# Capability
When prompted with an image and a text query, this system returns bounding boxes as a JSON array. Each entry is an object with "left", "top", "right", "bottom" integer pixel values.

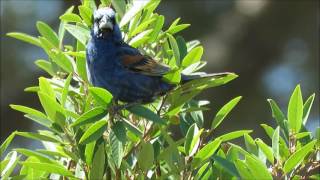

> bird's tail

[{"left": 181, "top": 72, "right": 232, "bottom": 83}]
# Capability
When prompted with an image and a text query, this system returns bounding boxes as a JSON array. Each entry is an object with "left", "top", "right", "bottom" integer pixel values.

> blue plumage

[{"left": 86, "top": 7, "right": 225, "bottom": 103}]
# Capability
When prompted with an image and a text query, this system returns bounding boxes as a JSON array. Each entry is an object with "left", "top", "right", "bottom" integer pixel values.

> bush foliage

[{"left": 2, "top": 0, "right": 319, "bottom": 179}]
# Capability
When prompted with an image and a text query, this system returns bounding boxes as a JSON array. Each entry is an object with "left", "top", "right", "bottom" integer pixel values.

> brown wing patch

[{"left": 122, "top": 55, "right": 144, "bottom": 66}]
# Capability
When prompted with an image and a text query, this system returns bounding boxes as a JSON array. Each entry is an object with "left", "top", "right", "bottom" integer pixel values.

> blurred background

[{"left": 1, "top": 0, "right": 319, "bottom": 151}]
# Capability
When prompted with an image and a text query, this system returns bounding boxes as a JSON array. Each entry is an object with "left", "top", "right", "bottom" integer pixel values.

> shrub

[{"left": 2, "top": 0, "right": 319, "bottom": 179}]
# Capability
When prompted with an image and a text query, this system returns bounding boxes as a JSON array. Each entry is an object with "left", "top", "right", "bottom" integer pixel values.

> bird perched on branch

[{"left": 86, "top": 7, "right": 228, "bottom": 104}]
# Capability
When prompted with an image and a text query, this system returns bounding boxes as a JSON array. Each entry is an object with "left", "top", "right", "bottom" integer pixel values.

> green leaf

[
  {"left": 130, "top": 18, "right": 156, "bottom": 37},
  {"left": 39, "top": 77, "right": 55, "bottom": 98},
  {"left": 267, "top": 99, "right": 288, "bottom": 136},
  {"left": 61, "top": 74, "right": 72, "bottom": 107},
  {"left": 110, "top": 130, "right": 123, "bottom": 168},
  {"left": 255, "top": 138, "right": 274, "bottom": 164},
  {"left": 59, "top": 13, "right": 82, "bottom": 23},
  {"left": 234, "top": 159, "right": 253, "bottom": 179},
  {"left": 36, "top": 21, "right": 59, "bottom": 47},
  {"left": 192, "top": 139, "right": 222, "bottom": 168},
  {"left": 1, "top": 151, "right": 20, "bottom": 179},
  {"left": 167, "top": 34, "right": 180, "bottom": 66},
  {"left": 181, "top": 46, "right": 203, "bottom": 68},
  {"left": 88, "top": 87, "right": 113, "bottom": 107},
  {"left": 288, "top": 85, "right": 304, "bottom": 133},
  {"left": 38, "top": 92, "right": 66, "bottom": 126},
  {"left": 112, "top": 121, "right": 127, "bottom": 144},
  {"left": 122, "top": 118, "right": 143, "bottom": 137},
  {"left": 0, "top": 132, "right": 16, "bottom": 156},
  {"left": 16, "top": 131, "right": 60, "bottom": 143},
  {"left": 6, "top": 32, "right": 41, "bottom": 47},
  {"left": 129, "top": 29, "right": 152, "bottom": 48},
  {"left": 212, "top": 155, "right": 239, "bottom": 177},
  {"left": 79, "top": 119, "right": 107, "bottom": 144},
  {"left": 14, "top": 148, "right": 52, "bottom": 163},
  {"left": 89, "top": 140, "right": 105, "bottom": 180},
  {"left": 65, "top": 24, "right": 90, "bottom": 46},
  {"left": 176, "top": 36, "right": 187, "bottom": 60},
  {"left": 35, "top": 59, "right": 55, "bottom": 76},
  {"left": 302, "top": 93, "right": 315, "bottom": 125},
  {"left": 148, "top": 15, "right": 164, "bottom": 42},
  {"left": 187, "top": 39, "right": 200, "bottom": 51},
  {"left": 21, "top": 162, "right": 75, "bottom": 178},
  {"left": 20, "top": 156, "right": 48, "bottom": 179},
  {"left": 101, "top": 0, "right": 111, "bottom": 6},
  {"left": 119, "top": 0, "right": 150, "bottom": 27},
  {"left": 245, "top": 154, "right": 273, "bottom": 180},
  {"left": 55, "top": 52, "right": 74, "bottom": 73},
  {"left": 217, "top": 130, "right": 252, "bottom": 142},
  {"left": 211, "top": 96, "right": 242, "bottom": 129},
  {"left": 10, "top": 104, "right": 47, "bottom": 119},
  {"left": 84, "top": 141, "right": 96, "bottom": 166},
  {"left": 184, "top": 124, "right": 202, "bottom": 156},
  {"left": 138, "top": 141, "right": 154, "bottom": 171},
  {"left": 71, "top": 107, "right": 107, "bottom": 127},
  {"left": 162, "top": 68, "right": 181, "bottom": 85},
  {"left": 244, "top": 134, "right": 258, "bottom": 155},
  {"left": 283, "top": 140, "right": 316, "bottom": 173},
  {"left": 79, "top": 5, "right": 93, "bottom": 27},
  {"left": 272, "top": 126, "right": 280, "bottom": 161},
  {"left": 111, "top": 0, "right": 126, "bottom": 18},
  {"left": 167, "top": 24, "right": 190, "bottom": 35},
  {"left": 295, "top": 132, "right": 312, "bottom": 139},
  {"left": 128, "top": 105, "right": 166, "bottom": 125}
]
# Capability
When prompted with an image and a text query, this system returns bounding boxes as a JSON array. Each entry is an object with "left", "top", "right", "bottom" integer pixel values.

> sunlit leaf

[
  {"left": 283, "top": 140, "right": 316, "bottom": 173},
  {"left": 211, "top": 96, "right": 242, "bottom": 130},
  {"left": 288, "top": 85, "right": 303, "bottom": 133},
  {"left": 128, "top": 105, "right": 166, "bottom": 125},
  {"left": 88, "top": 87, "right": 113, "bottom": 108},
  {"left": 79, "top": 119, "right": 107, "bottom": 144},
  {"left": 302, "top": 93, "right": 315, "bottom": 125},
  {"left": 60, "top": 13, "right": 82, "bottom": 23},
  {"left": 36, "top": 21, "right": 59, "bottom": 47},
  {"left": 7, "top": 32, "right": 41, "bottom": 47}
]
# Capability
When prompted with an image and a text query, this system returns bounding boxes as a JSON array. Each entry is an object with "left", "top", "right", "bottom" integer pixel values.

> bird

[{"left": 86, "top": 7, "right": 228, "bottom": 105}]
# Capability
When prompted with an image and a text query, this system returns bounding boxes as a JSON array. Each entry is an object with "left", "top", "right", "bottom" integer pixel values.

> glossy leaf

[
  {"left": 212, "top": 155, "right": 239, "bottom": 177},
  {"left": 36, "top": 21, "right": 59, "bottom": 47},
  {"left": 61, "top": 74, "right": 72, "bottom": 107},
  {"left": 88, "top": 87, "right": 113, "bottom": 107},
  {"left": 211, "top": 96, "right": 242, "bottom": 129},
  {"left": 128, "top": 105, "right": 166, "bottom": 125},
  {"left": 59, "top": 13, "right": 82, "bottom": 23},
  {"left": 148, "top": 15, "right": 164, "bottom": 42},
  {"left": 245, "top": 154, "right": 272, "bottom": 180},
  {"left": 288, "top": 85, "right": 303, "bottom": 133},
  {"left": 181, "top": 46, "right": 203, "bottom": 68},
  {"left": 119, "top": 0, "right": 150, "bottom": 27},
  {"left": 35, "top": 59, "right": 55, "bottom": 76},
  {"left": 21, "top": 162, "right": 75, "bottom": 178},
  {"left": 184, "top": 124, "right": 202, "bottom": 156},
  {"left": 0, "top": 132, "right": 16, "bottom": 157},
  {"left": 7, "top": 32, "right": 41, "bottom": 47},
  {"left": 1, "top": 151, "right": 20, "bottom": 179},
  {"left": 16, "top": 131, "right": 60, "bottom": 143},
  {"left": 79, "top": 119, "right": 107, "bottom": 144},
  {"left": 71, "top": 107, "right": 107, "bottom": 127},
  {"left": 256, "top": 138, "right": 274, "bottom": 164},
  {"left": 302, "top": 93, "right": 315, "bottom": 125},
  {"left": 79, "top": 5, "right": 92, "bottom": 27},
  {"left": 65, "top": 24, "right": 90, "bottom": 45},
  {"left": 39, "top": 77, "right": 55, "bottom": 98},
  {"left": 272, "top": 126, "right": 280, "bottom": 161},
  {"left": 192, "top": 139, "right": 222, "bottom": 168},
  {"left": 217, "top": 130, "right": 252, "bottom": 142},
  {"left": 283, "top": 140, "right": 316, "bottom": 173}
]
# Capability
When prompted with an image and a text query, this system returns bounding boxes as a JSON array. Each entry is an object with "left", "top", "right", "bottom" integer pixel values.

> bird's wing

[{"left": 120, "top": 53, "right": 171, "bottom": 76}]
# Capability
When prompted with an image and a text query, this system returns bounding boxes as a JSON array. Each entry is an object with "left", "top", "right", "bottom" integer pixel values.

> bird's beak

[{"left": 99, "top": 16, "right": 113, "bottom": 31}]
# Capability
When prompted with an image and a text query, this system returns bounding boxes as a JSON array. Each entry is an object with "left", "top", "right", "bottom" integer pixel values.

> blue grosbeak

[{"left": 86, "top": 7, "right": 227, "bottom": 104}]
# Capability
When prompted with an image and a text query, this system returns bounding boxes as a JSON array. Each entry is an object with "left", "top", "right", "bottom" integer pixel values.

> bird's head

[{"left": 93, "top": 7, "right": 121, "bottom": 40}]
